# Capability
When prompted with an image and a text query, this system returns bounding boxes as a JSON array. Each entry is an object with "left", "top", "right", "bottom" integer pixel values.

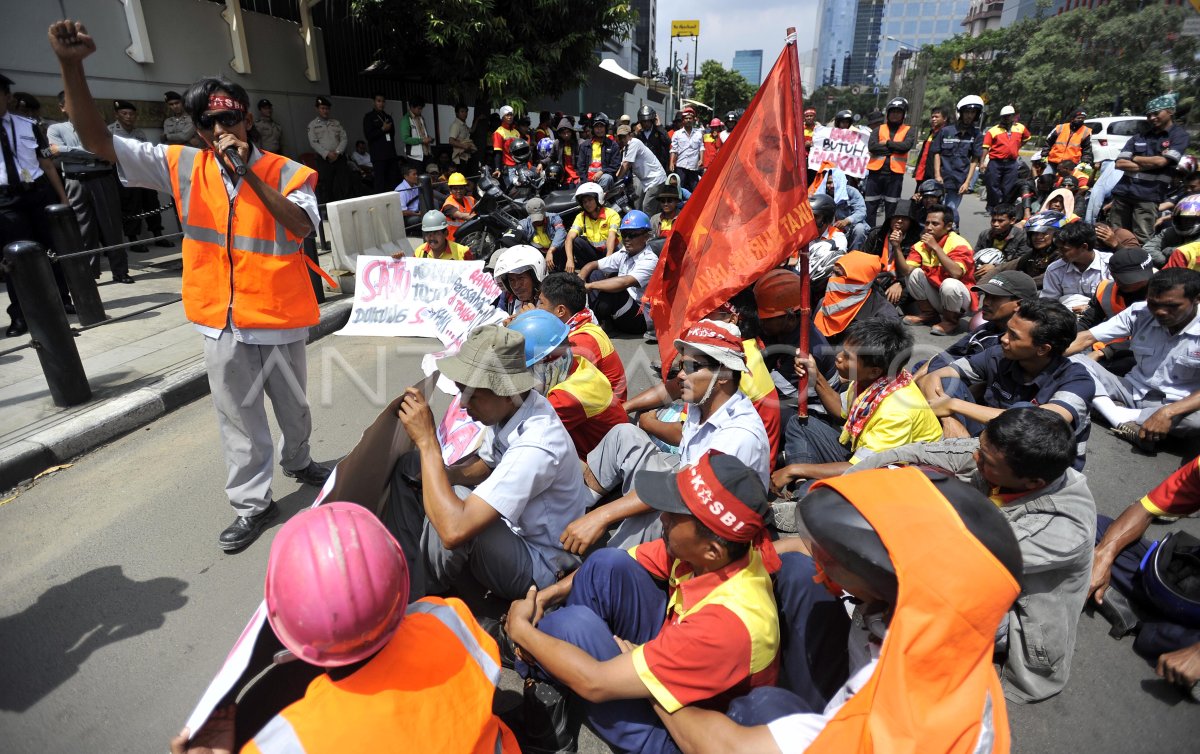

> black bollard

[
  {"left": 418, "top": 175, "right": 434, "bottom": 215},
  {"left": 4, "top": 241, "right": 92, "bottom": 407},
  {"left": 303, "top": 235, "right": 326, "bottom": 303},
  {"left": 44, "top": 204, "right": 107, "bottom": 326}
]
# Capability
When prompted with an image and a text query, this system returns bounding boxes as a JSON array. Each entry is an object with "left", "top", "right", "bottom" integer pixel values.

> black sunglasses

[{"left": 197, "top": 111, "right": 244, "bottom": 130}]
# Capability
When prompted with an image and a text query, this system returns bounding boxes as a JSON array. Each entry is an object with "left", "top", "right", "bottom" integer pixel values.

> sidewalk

[{"left": 0, "top": 244, "right": 350, "bottom": 491}]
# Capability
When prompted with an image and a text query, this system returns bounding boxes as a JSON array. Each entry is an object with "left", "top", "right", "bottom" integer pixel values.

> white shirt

[
  {"left": 1040, "top": 251, "right": 1111, "bottom": 302},
  {"left": 1088, "top": 301, "right": 1200, "bottom": 402},
  {"left": 621, "top": 137, "right": 666, "bottom": 188},
  {"left": 0, "top": 113, "right": 45, "bottom": 185},
  {"left": 679, "top": 391, "right": 771, "bottom": 489},
  {"left": 670, "top": 126, "right": 704, "bottom": 171},
  {"left": 350, "top": 151, "right": 372, "bottom": 169},
  {"left": 595, "top": 246, "right": 659, "bottom": 302},
  {"left": 473, "top": 391, "right": 591, "bottom": 586},
  {"left": 111, "top": 136, "right": 320, "bottom": 345}
]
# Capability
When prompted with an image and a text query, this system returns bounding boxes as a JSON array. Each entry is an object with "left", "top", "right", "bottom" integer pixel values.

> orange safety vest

[
  {"left": 815, "top": 251, "right": 883, "bottom": 337},
  {"left": 167, "top": 146, "right": 334, "bottom": 330},
  {"left": 1047, "top": 122, "right": 1092, "bottom": 165},
  {"left": 243, "top": 597, "right": 520, "bottom": 754},
  {"left": 808, "top": 469, "right": 1018, "bottom": 754},
  {"left": 1091, "top": 278, "right": 1130, "bottom": 352},
  {"left": 867, "top": 123, "right": 911, "bottom": 174},
  {"left": 442, "top": 194, "right": 476, "bottom": 242}
]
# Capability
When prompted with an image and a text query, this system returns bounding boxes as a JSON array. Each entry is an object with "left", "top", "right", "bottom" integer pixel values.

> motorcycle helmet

[
  {"left": 1138, "top": 531, "right": 1200, "bottom": 627},
  {"left": 885, "top": 97, "right": 909, "bottom": 115},
  {"left": 592, "top": 113, "right": 611, "bottom": 131},
  {"left": 545, "top": 163, "right": 565, "bottom": 183},
  {"left": 975, "top": 247, "right": 1004, "bottom": 267},
  {"left": 1178, "top": 155, "right": 1198, "bottom": 177},
  {"left": 509, "top": 138, "right": 532, "bottom": 163},
  {"left": 1026, "top": 210, "right": 1066, "bottom": 235},
  {"left": 809, "top": 193, "right": 836, "bottom": 227},
  {"left": 1172, "top": 194, "right": 1200, "bottom": 239},
  {"left": 574, "top": 181, "right": 605, "bottom": 205},
  {"left": 833, "top": 109, "right": 854, "bottom": 127},
  {"left": 638, "top": 104, "right": 655, "bottom": 123},
  {"left": 917, "top": 178, "right": 945, "bottom": 197},
  {"left": 508, "top": 309, "right": 570, "bottom": 367},
  {"left": 956, "top": 94, "right": 985, "bottom": 117},
  {"left": 537, "top": 136, "right": 555, "bottom": 161},
  {"left": 492, "top": 244, "right": 548, "bottom": 285}
]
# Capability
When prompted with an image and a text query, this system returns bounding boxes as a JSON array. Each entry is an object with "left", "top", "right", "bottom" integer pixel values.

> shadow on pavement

[{"left": 0, "top": 565, "right": 188, "bottom": 712}]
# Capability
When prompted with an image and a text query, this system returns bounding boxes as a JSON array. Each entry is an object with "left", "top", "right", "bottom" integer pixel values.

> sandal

[
  {"left": 903, "top": 313, "right": 938, "bottom": 325},
  {"left": 930, "top": 323, "right": 960, "bottom": 336}
]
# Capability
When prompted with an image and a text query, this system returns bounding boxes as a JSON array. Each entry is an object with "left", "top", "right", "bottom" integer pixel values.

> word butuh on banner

[{"left": 807, "top": 126, "right": 872, "bottom": 179}]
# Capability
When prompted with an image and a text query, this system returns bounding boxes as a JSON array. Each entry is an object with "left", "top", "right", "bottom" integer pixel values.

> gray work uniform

[
  {"left": 254, "top": 115, "right": 283, "bottom": 154},
  {"left": 47, "top": 120, "right": 126, "bottom": 277}
]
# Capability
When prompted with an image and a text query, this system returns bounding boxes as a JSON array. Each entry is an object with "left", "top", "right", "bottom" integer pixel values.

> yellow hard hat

[{"left": 448, "top": 172, "right": 469, "bottom": 187}]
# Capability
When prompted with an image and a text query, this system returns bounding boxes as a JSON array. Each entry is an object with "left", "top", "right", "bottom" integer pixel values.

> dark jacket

[
  {"left": 363, "top": 110, "right": 397, "bottom": 164},
  {"left": 976, "top": 225, "right": 1032, "bottom": 262},
  {"left": 635, "top": 126, "right": 672, "bottom": 168},
  {"left": 575, "top": 137, "right": 622, "bottom": 181},
  {"left": 867, "top": 122, "right": 917, "bottom": 167}
]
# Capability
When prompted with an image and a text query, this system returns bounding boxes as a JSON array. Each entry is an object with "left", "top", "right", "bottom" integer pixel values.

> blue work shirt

[
  {"left": 952, "top": 345, "right": 1095, "bottom": 469},
  {"left": 1112, "top": 124, "right": 1190, "bottom": 204},
  {"left": 930, "top": 123, "right": 983, "bottom": 185}
]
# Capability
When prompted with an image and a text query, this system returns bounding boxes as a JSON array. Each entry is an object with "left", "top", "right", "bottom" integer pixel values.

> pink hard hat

[
  {"left": 709, "top": 118, "right": 723, "bottom": 128},
  {"left": 265, "top": 502, "right": 410, "bottom": 667}
]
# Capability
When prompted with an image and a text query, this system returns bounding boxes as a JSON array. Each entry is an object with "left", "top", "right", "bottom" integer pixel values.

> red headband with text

[
  {"left": 207, "top": 95, "right": 246, "bottom": 113},
  {"left": 677, "top": 454, "right": 781, "bottom": 572},
  {"left": 680, "top": 321, "right": 744, "bottom": 357}
]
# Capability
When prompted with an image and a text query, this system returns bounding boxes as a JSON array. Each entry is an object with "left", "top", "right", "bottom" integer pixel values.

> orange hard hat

[{"left": 753, "top": 268, "right": 806, "bottom": 319}]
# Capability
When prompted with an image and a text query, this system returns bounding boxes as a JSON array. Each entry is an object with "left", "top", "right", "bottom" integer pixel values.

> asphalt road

[{"left": 1, "top": 190, "right": 1198, "bottom": 753}]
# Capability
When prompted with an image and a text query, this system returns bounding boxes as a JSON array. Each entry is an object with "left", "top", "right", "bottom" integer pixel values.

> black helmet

[
  {"left": 592, "top": 113, "right": 610, "bottom": 129},
  {"left": 833, "top": 109, "right": 853, "bottom": 125},
  {"left": 917, "top": 178, "right": 944, "bottom": 197},
  {"left": 809, "top": 193, "right": 837, "bottom": 226},
  {"left": 637, "top": 105, "right": 655, "bottom": 123},
  {"left": 1172, "top": 194, "right": 1200, "bottom": 239},
  {"left": 545, "top": 163, "right": 564, "bottom": 183},
  {"left": 885, "top": 97, "right": 909, "bottom": 114},
  {"left": 1059, "top": 176, "right": 1081, "bottom": 192},
  {"left": 798, "top": 467, "right": 1023, "bottom": 604},
  {"left": 509, "top": 138, "right": 532, "bottom": 163}
]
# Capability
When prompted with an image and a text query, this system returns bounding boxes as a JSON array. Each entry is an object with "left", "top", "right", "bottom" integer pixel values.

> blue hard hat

[
  {"left": 620, "top": 210, "right": 651, "bottom": 232},
  {"left": 508, "top": 309, "right": 570, "bottom": 366},
  {"left": 1138, "top": 532, "right": 1200, "bottom": 627},
  {"left": 1026, "top": 210, "right": 1065, "bottom": 235}
]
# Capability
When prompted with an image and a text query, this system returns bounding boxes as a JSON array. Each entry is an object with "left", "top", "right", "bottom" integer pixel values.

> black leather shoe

[
  {"left": 6, "top": 319, "right": 27, "bottom": 337},
  {"left": 283, "top": 460, "right": 332, "bottom": 487},
  {"left": 479, "top": 617, "right": 518, "bottom": 670},
  {"left": 219, "top": 501, "right": 279, "bottom": 552},
  {"left": 129, "top": 243, "right": 149, "bottom": 253},
  {"left": 114, "top": 275, "right": 135, "bottom": 284},
  {"left": 63, "top": 302, "right": 76, "bottom": 315},
  {"left": 154, "top": 238, "right": 174, "bottom": 248},
  {"left": 519, "top": 678, "right": 578, "bottom": 753}
]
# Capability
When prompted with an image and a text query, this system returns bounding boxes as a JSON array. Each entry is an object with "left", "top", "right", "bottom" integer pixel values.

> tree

[
  {"left": 691, "top": 60, "right": 757, "bottom": 118},
  {"left": 350, "top": 0, "right": 637, "bottom": 111}
]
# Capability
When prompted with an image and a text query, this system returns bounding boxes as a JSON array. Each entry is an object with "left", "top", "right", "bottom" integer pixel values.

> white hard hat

[
  {"left": 421, "top": 210, "right": 448, "bottom": 232},
  {"left": 574, "top": 181, "right": 605, "bottom": 203},
  {"left": 999, "top": 105, "right": 1016, "bottom": 116},
  {"left": 493, "top": 245, "right": 547, "bottom": 283}
]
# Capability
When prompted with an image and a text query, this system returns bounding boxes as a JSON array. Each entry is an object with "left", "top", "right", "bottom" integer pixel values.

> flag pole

[{"left": 785, "top": 26, "right": 811, "bottom": 418}]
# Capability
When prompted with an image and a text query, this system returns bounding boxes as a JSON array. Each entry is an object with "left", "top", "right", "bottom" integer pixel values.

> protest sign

[
  {"left": 807, "top": 125, "right": 871, "bottom": 178},
  {"left": 337, "top": 257, "right": 505, "bottom": 347},
  {"left": 437, "top": 395, "right": 485, "bottom": 465}
]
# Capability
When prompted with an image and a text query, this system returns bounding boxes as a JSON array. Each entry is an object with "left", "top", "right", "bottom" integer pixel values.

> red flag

[{"left": 644, "top": 35, "right": 815, "bottom": 371}]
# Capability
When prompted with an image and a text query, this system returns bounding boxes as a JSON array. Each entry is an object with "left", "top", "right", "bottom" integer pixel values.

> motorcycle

[{"left": 457, "top": 173, "right": 529, "bottom": 268}]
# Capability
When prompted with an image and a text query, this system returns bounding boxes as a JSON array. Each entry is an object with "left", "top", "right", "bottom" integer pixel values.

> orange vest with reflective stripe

[
  {"left": 1047, "top": 123, "right": 1091, "bottom": 164},
  {"left": 1091, "top": 278, "right": 1131, "bottom": 352},
  {"left": 815, "top": 251, "right": 883, "bottom": 337},
  {"left": 808, "top": 469, "right": 1018, "bottom": 754},
  {"left": 441, "top": 194, "right": 476, "bottom": 242},
  {"left": 242, "top": 597, "right": 519, "bottom": 754},
  {"left": 167, "top": 146, "right": 325, "bottom": 330},
  {"left": 867, "top": 124, "right": 911, "bottom": 174}
]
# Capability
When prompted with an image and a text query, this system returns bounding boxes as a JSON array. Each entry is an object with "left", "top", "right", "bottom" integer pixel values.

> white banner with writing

[{"left": 808, "top": 125, "right": 872, "bottom": 179}]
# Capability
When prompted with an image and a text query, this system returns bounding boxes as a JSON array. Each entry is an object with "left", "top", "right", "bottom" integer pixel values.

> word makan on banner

[{"left": 807, "top": 126, "right": 871, "bottom": 178}]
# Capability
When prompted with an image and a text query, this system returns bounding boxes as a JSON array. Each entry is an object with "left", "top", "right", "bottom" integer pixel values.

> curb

[{"left": 0, "top": 297, "right": 353, "bottom": 493}]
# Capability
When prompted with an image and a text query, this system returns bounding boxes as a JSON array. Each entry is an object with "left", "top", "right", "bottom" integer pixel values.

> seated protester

[
  {"left": 861, "top": 199, "right": 921, "bottom": 304},
  {"left": 1093, "top": 218, "right": 1143, "bottom": 254},
  {"left": 492, "top": 245, "right": 545, "bottom": 316},
  {"left": 1161, "top": 195, "right": 1200, "bottom": 270},
  {"left": 909, "top": 178, "right": 946, "bottom": 230},
  {"left": 648, "top": 183, "right": 682, "bottom": 238},
  {"left": 1011, "top": 160, "right": 1038, "bottom": 221},
  {"left": 384, "top": 326, "right": 591, "bottom": 603},
  {"left": 625, "top": 300, "right": 783, "bottom": 469},
  {"left": 896, "top": 203, "right": 976, "bottom": 336},
  {"left": 1067, "top": 267, "right": 1200, "bottom": 451},
  {"left": 519, "top": 197, "right": 566, "bottom": 269},
  {"left": 441, "top": 172, "right": 477, "bottom": 243},
  {"left": 919, "top": 299, "right": 1094, "bottom": 468},
  {"left": 810, "top": 166, "right": 868, "bottom": 252},
  {"left": 508, "top": 310, "right": 627, "bottom": 459},
  {"left": 772, "top": 319, "right": 942, "bottom": 488},
  {"left": 402, "top": 210, "right": 470, "bottom": 260},
  {"left": 1054, "top": 158, "right": 1090, "bottom": 190},
  {"left": 506, "top": 452, "right": 780, "bottom": 754},
  {"left": 812, "top": 251, "right": 900, "bottom": 342},
  {"left": 982, "top": 210, "right": 1064, "bottom": 287},
  {"left": 1090, "top": 457, "right": 1200, "bottom": 693},
  {"left": 1078, "top": 246, "right": 1153, "bottom": 336},
  {"left": 752, "top": 269, "right": 838, "bottom": 402},
  {"left": 917, "top": 271, "right": 1038, "bottom": 377},
  {"left": 974, "top": 203, "right": 1032, "bottom": 280},
  {"left": 562, "top": 181, "right": 619, "bottom": 272},
  {"left": 574, "top": 115, "right": 621, "bottom": 190},
  {"left": 567, "top": 321, "right": 770, "bottom": 554},
  {"left": 800, "top": 193, "right": 847, "bottom": 303},
  {"left": 579, "top": 210, "right": 659, "bottom": 335},
  {"left": 537, "top": 272, "right": 628, "bottom": 402},
  {"left": 849, "top": 408, "right": 1094, "bottom": 703},
  {"left": 1040, "top": 221, "right": 1112, "bottom": 312},
  {"left": 652, "top": 466, "right": 1023, "bottom": 754},
  {"left": 181, "top": 503, "right": 521, "bottom": 754},
  {"left": 1041, "top": 187, "right": 1080, "bottom": 223}
]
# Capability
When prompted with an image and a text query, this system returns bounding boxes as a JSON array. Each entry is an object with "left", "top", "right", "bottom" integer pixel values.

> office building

[
  {"left": 732, "top": 49, "right": 764, "bottom": 86},
  {"left": 815, "top": 0, "right": 858, "bottom": 87},
  {"left": 875, "top": 0, "right": 973, "bottom": 86},
  {"left": 631, "top": 0, "right": 657, "bottom": 77},
  {"left": 846, "top": 0, "right": 886, "bottom": 87}
]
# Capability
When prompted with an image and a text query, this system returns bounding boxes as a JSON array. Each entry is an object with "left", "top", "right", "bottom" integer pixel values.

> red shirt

[
  {"left": 568, "top": 318, "right": 628, "bottom": 403},
  {"left": 983, "top": 123, "right": 1030, "bottom": 161},
  {"left": 1141, "top": 456, "right": 1200, "bottom": 518},
  {"left": 547, "top": 356, "right": 628, "bottom": 458},
  {"left": 913, "top": 126, "right": 942, "bottom": 182},
  {"left": 907, "top": 230, "right": 977, "bottom": 306},
  {"left": 626, "top": 540, "right": 780, "bottom": 713}
]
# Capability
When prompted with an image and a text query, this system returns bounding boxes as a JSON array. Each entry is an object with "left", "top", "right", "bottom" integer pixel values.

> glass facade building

[{"left": 732, "top": 49, "right": 764, "bottom": 87}]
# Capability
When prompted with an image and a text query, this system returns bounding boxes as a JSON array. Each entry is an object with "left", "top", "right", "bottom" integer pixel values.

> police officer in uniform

[
  {"left": 0, "top": 72, "right": 73, "bottom": 336},
  {"left": 162, "top": 90, "right": 199, "bottom": 147},
  {"left": 253, "top": 98, "right": 283, "bottom": 154},
  {"left": 307, "top": 96, "right": 352, "bottom": 203},
  {"left": 108, "top": 99, "right": 171, "bottom": 251}
]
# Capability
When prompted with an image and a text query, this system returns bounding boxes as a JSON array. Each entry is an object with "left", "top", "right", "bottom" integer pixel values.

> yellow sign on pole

[
  {"left": 950, "top": 56, "right": 966, "bottom": 73},
  {"left": 671, "top": 20, "right": 700, "bottom": 37}
]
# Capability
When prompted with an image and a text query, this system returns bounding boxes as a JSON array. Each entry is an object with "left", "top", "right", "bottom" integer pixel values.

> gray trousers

[
  {"left": 385, "top": 451, "right": 534, "bottom": 602},
  {"left": 64, "top": 173, "right": 126, "bottom": 278},
  {"left": 1073, "top": 354, "right": 1200, "bottom": 435},
  {"left": 1107, "top": 195, "right": 1158, "bottom": 244},
  {"left": 203, "top": 331, "right": 314, "bottom": 516},
  {"left": 585, "top": 424, "right": 678, "bottom": 550}
]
